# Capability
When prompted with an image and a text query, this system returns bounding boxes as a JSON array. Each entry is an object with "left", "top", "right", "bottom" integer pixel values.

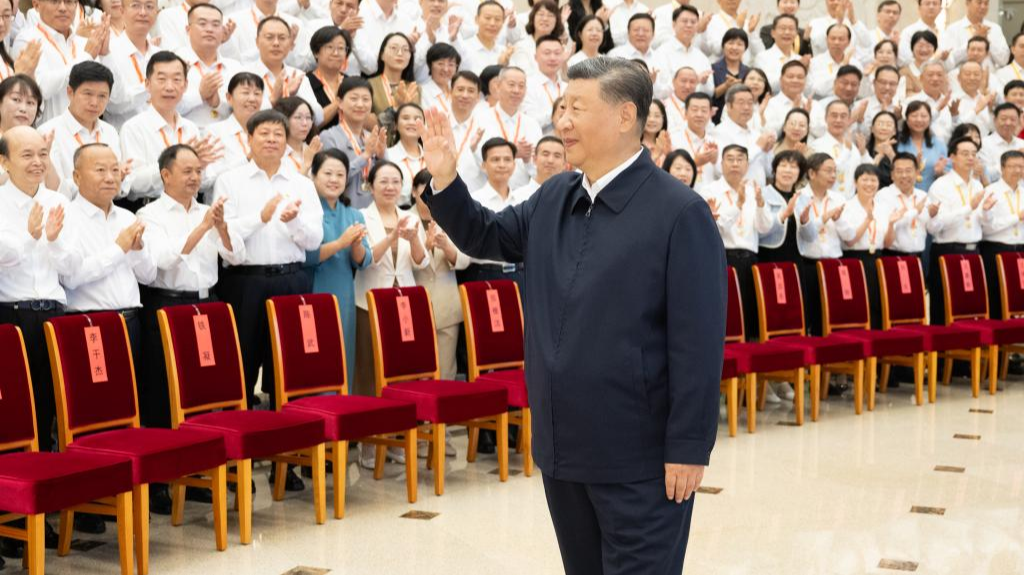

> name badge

[
  {"left": 486, "top": 289, "right": 505, "bottom": 333},
  {"left": 773, "top": 268, "right": 787, "bottom": 305},
  {"left": 397, "top": 295, "right": 415, "bottom": 342},
  {"left": 838, "top": 265, "right": 853, "bottom": 300},
  {"left": 299, "top": 304, "right": 319, "bottom": 354},
  {"left": 84, "top": 326, "right": 108, "bottom": 383},
  {"left": 960, "top": 259, "right": 975, "bottom": 293},
  {"left": 193, "top": 314, "right": 216, "bottom": 367}
]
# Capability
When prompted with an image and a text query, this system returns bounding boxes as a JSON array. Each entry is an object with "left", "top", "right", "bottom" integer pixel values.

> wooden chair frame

[
  {"left": 938, "top": 256, "right": 993, "bottom": 397},
  {"left": 996, "top": 254, "right": 1024, "bottom": 379}
]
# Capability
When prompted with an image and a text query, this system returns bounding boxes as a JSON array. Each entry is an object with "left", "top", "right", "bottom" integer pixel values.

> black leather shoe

[
  {"left": 150, "top": 486, "right": 172, "bottom": 516},
  {"left": 476, "top": 429, "right": 496, "bottom": 454},
  {"left": 73, "top": 513, "right": 106, "bottom": 535},
  {"left": 186, "top": 487, "right": 213, "bottom": 503},
  {"left": 1009, "top": 359, "right": 1024, "bottom": 375},
  {"left": 0, "top": 537, "right": 23, "bottom": 559},
  {"left": 269, "top": 467, "right": 305, "bottom": 492},
  {"left": 45, "top": 522, "right": 58, "bottom": 549}
]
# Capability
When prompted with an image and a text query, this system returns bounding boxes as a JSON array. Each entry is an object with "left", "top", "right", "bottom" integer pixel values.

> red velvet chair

[
  {"left": 158, "top": 302, "right": 328, "bottom": 543},
  {"left": 459, "top": 280, "right": 532, "bottom": 475},
  {"left": 266, "top": 294, "right": 419, "bottom": 519},
  {"left": 723, "top": 267, "right": 807, "bottom": 433},
  {"left": 751, "top": 262, "right": 868, "bottom": 415},
  {"left": 367, "top": 286, "right": 510, "bottom": 496},
  {"left": 817, "top": 259, "right": 927, "bottom": 408},
  {"left": 45, "top": 312, "right": 228, "bottom": 575},
  {"left": 876, "top": 256, "right": 983, "bottom": 403},
  {"left": 995, "top": 252, "right": 1024, "bottom": 378},
  {"left": 939, "top": 253, "right": 1024, "bottom": 395},
  {"left": 0, "top": 324, "right": 134, "bottom": 575}
]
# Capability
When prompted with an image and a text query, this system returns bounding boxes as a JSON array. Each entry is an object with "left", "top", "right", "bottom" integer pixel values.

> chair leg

[
  {"left": 879, "top": 362, "right": 892, "bottom": 393},
  {"left": 942, "top": 354, "right": 954, "bottom": 385},
  {"left": 497, "top": 412, "right": 509, "bottom": 482},
  {"left": 426, "top": 437, "right": 433, "bottom": 470},
  {"left": 988, "top": 345, "right": 998, "bottom": 395},
  {"left": 57, "top": 509, "right": 73, "bottom": 556},
  {"left": 866, "top": 357, "right": 877, "bottom": 412},
  {"left": 756, "top": 379, "right": 768, "bottom": 411},
  {"left": 115, "top": 491, "right": 134, "bottom": 576},
  {"left": 971, "top": 347, "right": 982, "bottom": 398},
  {"left": 810, "top": 365, "right": 820, "bottom": 422},
  {"left": 853, "top": 361, "right": 864, "bottom": 415},
  {"left": 334, "top": 440, "right": 347, "bottom": 519},
  {"left": 913, "top": 352, "right": 925, "bottom": 406},
  {"left": 928, "top": 351, "right": 938, "bottom": 404},
  {"left": 821, "top": 370, "right": 831, "bottom": 398},
  {"left": 210, "top": 465, "right": 227, "bottom": 551},
  {"left": 170, "top": 481, "right": 186, "bottom": 527},
  {"left": 745, "top": 373, "right": 757, "bottom": 433},
  {"left": 999, "top": 350, "right": 1010, "bottom": 380},
  {"left": 727, "top": 377, "right": 738, "bottom": 435},
  {"left": 237, "top": 459, "right": 253, "bottom": 545},
  {"left": 466, "top": 426, "right": 479, "bottom": 463},
  {"left": 515, "top": 415, "right": 524, "bottom": 454},
  {"left": 404, "top": 431, "right": 418, "bottom": 503},
  {"left": 311, "top": 444, "right": 327, "bottom": 525},
  {"left": 433, "top": 423, "right": 446, "bottom": 496},
  {"left": 132, "top": 483, "right": 149, "bottom": 576},
  {"left": 272, "top": 461, "right": 287, "bottom": 501},
  {"left": 374, "top": 444, "right": 385, "bottom": 479},
  {"left": 26, "top": 513, "right": 44, "bottom": 576},
  {"left": 521, "top": 408, "right": 534, "bottom": 477},
  {"left": 793, "top": 370, "right": 804, "bottom": 426}
]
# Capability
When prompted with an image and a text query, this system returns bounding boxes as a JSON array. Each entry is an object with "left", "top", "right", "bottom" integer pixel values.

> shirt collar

[
  {"left": 245, "top": 160, "right": 293, "bottom": 181},
  {"left": 143, "top": 105, "right": 181, "bottom": 132},
  {"left": 580, "top": 146, "right": 644, "bottom": 202},
  {"left": 0, "top": 182, "right": 38, "bottom": 208},
  {"left": 73, "top": 194, "right": 111, "bottom": 220},
  {"left": 61, "top": 110, "right": 98, "bottom": 138}
]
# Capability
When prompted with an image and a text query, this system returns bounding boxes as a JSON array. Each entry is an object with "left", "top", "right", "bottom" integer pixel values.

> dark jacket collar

[{"left": 567, "top": 148, "right": 654, "bottom": 214}]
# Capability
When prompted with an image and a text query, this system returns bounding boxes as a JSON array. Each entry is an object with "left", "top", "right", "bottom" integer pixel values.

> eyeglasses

[
  {"left": 322, "top": 44, "right": 347, "bottom": 54},
  {"left": 386, "top": 45, "right": 411, "bottom": 56},
  {"left": 292, "top": 115, "right": 313, "bottom": 123}
]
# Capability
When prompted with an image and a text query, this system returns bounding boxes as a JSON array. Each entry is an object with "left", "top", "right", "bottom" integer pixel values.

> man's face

[
  {"left": 161, "top": 150, "right": 203, "bottom": 199},
  {"left": 145, "top": 61, "right": 188, "bottom": 109},
  {"left": 996, "top": 109, "right": 1021, "bottom": 139},
  {"left": 257, "top": 20, "right": 292, "bottom": 65},
  {"left": 967, "top": 0, "right": 988, "bottom": 21},
  {"left": 330, "top": 0, "right": 358, "bottom": 24},
  {"left": 951, "top": 142, "right": 978, "bottom": 174},
  {"left": 248, "top": 121, "right": 287, "bottom": 164},
  {"left": 1007, "top": 88, "right": 1024, "bottom": 109},
  {"left": 68, "top": 80, "right": 111, "bottom": 122},
  {"left": 826, "top": 103, "right": 850, "bottom": 137},
  {"left": 125, "top": 0, "right": 158, "bottom": 37},
  {"left": 778, "top": 0, "right": 799, "bottom": 15},
  {"left": 476, "top": 4, "right": 505, "bottom": 39},
  {"left": 718, "top": 0, "right": 739, "bottom": 14},
  {"left": 420, "top": 0, "right": 447, "bottom": 18},
  {"left": 877, "top": 3, "right": 900, "bottom": 28},
  {"left": 827, "top": 26, "right": 850, "bottom": 57},
  {"left": 685, "top": 98, "right": 710, "bottom": 130},
  {"left": 922, "top": 65, "right": 946, "bottom": 94},
  {"left": 773, "top": 17, "right": 796, "bottom": 47},
  {"left": 835, "top": 72, "right": 860, "bottom": 102},
  {"left": 966, "top": 41, "right": 988, "bottom": 63},
  {"left": 0, "top": 130, "right": 48, "bottom": 188},
  {"left": 498, "top": 69, "right": 527, "bottom": 111},
  {"left": 34, "top": 0, "right": 75, "bottom": 34},
  {"left": 534, "top": 141, "right": 566, "bottom": 179},
  {"left": 780, "top": 65, "right": 806, "bottom": 97},
  {"left": 74, "top": 147, "right": 123, "bottom": 208},
  {"left": 959, "top": 62, "right": 983, "bottom": 93},
  {"left": 628, "top": 18, "right": 653, "bottom": 53},
  {"left": 1004, "top": 157, "right": 1024, "bottom": 185},
  {"left": 187, "top": 6, "right": 224, "bottom": 51},
  {"left": 892, "top": 159, "right": 918, "bottom": 190},
  {"left": 483, "top": 145, "right": 515, "bottom": 184},
  {"left": 673, "top": 10, "right": 697, "bottom": 44},
  {"left": 728, "top": 92, "right": 754, "bottom": 124},
  {"left": 451, "top": 77, "right": 479, "bottom": 110},
  {"left": 535, "top": 41, "right": 563, "bottom": 76},
  {"left": 919, "top": 0, "right": 942, "bottom": 20},
  {"left": 557, "top": 79, "right": 637, "bottom": 170},
  {"left": 722, "top": 149, "right": 748, "bottom": 180},
  {"left": 874, "top": 70, "right": 899, "bottom": 101},
  {"left": 826, "top": 0, "right": 843, "bottom": 16},
  {"left": 673, "top": 68, "right": 698, "bottom": 100}
]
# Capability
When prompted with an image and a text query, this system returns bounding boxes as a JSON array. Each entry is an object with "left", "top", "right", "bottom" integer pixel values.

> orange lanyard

[
  {"left": 668, "top": 94, "right": 685, "bottom": 119},
  {"left": 0, "top": 58, "right": 11, "bottom": 80},
  {"left": 339, "top": 121, "right": 362, "bottom": 156},
  {"left": 159, "top": 126, "right": 183, "bottom": 147},
  {"left": 402, "top": 155, "right": 424, "bottom": 177},
  {"left": 494, "top": 109, "right": 521, "bottom": 143},
  {"left": 234, "top": 131, "right": 250, "bottom": 156},
  {"left": 37, "top": 25, "right": 77, "bottom": 66},
  {"left": 129, "top": 54, "right": 144, "bottom": 83},
  {"left": 867, "top": 217, "right": 877, "bottom": 246},
  {"left": 194, "top": 61, "right": 223, "bottom": 75},
  {"left": 683, "top": 129, "right": 703, "bottom": 176},
  {"left": 314, "top": 69, "right": 337, "bottom": 103},
  {"left": 435, "top": 90, "right": 450, "bottom": 114},
  {"left": 1007, "top": 188, "right": 1021, "bottom": 214},
  {"left": 382, "top": 80, "right": 397, "bottom": 108},
  {"left": 898, "top": 194, "right": 918, "bottom": 229},
  {"left": 1014, "top": 62, "right": 1024, "bottom": 81},
  {"left": 542, "top": 81, "right": 561, "bottom": 106},
  {"left": 811, "top": 197, "right": 829, "bottom": 220},
  {"left": 955, "top": 184, "right": 968, "bottom": 206},
  {"left": 288, "top": 151, "right": 302, "bottom": 170},
  {"left": 73, "top": 130, "right": 100, "bottom": 147},
  {"left": 456, "top": 118, "right": 475, "bottom": 157}
]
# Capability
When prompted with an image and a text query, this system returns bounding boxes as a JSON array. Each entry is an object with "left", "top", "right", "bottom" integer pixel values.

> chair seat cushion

[
  {"left": 831, "top": 329, "right": 926, "bottom": 357},
  {"left": 770, "top": 335, "right": 865, "bottom": 365},
  {"left": 890, "top": 324, "right": 982, "bottom": 352},
  {"left": 0, "top": 452, "right": 133, "bottom": 515},
  {"left": 381, "top": 379, "right": 508, "bottom": 423},
  {"left": 283, "top": 395, "right": 417, "bottom": 441},
  {"left": 954, "top": 319, "right": 1024, "bottom": 346},
  {"left": 724, "top": 342, "right": 806, "bottom": 374},
  {"left": 180, "top": 410, "right": 325, "bottom": 460},
  {"left": 720, "top": 354, "right": 738, "bottom": 380},
  {"left": 68, "top": 427, "right": 226, "bottom": 485},
  {"left": 476, "top": 371, "right": 529, "bottom": 407}
]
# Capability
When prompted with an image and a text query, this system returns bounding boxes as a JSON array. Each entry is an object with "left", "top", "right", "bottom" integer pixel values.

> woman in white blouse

[
  {"left": 566, "top": 15, "right": 604, "bottom": 68},
  {"left": 384, "top": 103, "right": 426, "bottom": 207},
  {"left": 511, "top": 0, "right": 564, "bottom": 75},
  {"left": 795, "top": 152, "right": 845, "bottom": 336},
  {"left": 354, "top": 161, "right": 429, "bottom": 467}
]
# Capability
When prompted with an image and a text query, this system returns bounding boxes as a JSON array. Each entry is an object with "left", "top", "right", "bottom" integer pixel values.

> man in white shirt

[
  {"left": 876, "top": 151, "right": 932, "bottom": 256},
  {"left": 859, "top": 0, "right": 900, "bottom": 63},
  {"left": 763, "top": 60, "right": 809, "bottom": 134},
  {"left": 811, "top": 100, "right": 870, "bottom": 199},
  {"left": 981, "top": 103, "right": 1024, "bottom": 183},
  {"left": 458, "top": 0, "right": 520, "bottom": 75},
  {"left": 606, "top": 0, "right": 649, "bottom": 48},
  {"left": 807, "top": 0, "right": 869, "bottom": 57},
  {"left": 155, "top": 0, "right": 206, "bottom": 52},
  {"left": 940, "top": 0, "right": 1009, "bottom": 70},
  {"left": 103, "top": 0, "right": 160, "bottom": 129},
  {"left": 809, "top": 65, "right": 862, "bottom": 139},
  {"left": 662, "top": 66, "right": 701, "bottom": 137},
  {"left": 898, "top": 0, "right": 945, "bottom": 67},
  {"left": 808, "top": 24, "right": 861, "bottom": 100},
  {"left": 711, "top": 84, "right": 773, "bottom": 185},
  {"left": 608, "top": 13, "right": 658, "bottom": 71},
  {"left": 980, "top": 149, "right": 1024, "bottom": 318},
  {"left": 926, "top": 136, "right": 992, "bottom": 324},
  {"left": 904, "top": 60, "right": 959, "bottom": 143},
  {"left": 523, "top": 35, "right": 566, "bottom": 134},
  {"left": 225, "top": 0, "right": 308, "bottom": 72},
  {"left": 213, "top": 110, "right": 324, "bottom": 408},
  {"left": 11, "top": 0, "right": 113, "bottom": 124},
  {"left": 120, "top": 51, "right": 221, "bottom": 211},
  {"left": 446, "top": 70, "right": 485, "bottom": 190},
  {"left": 674, "top": 92, "right": 717, "bottom": 191},
  {"left": 654, "top": 5, "right": 711, "bottom": 96},
  {"left": 38, "top": 61, "right": 123, "bottom": 199},
  {"left": 472, "top": 66, "right": 542, "bottom": 188},
  {"left": 0, "top": 126, "right": 73, "bottom": 454},
  {"left": 754, "top": 14, "right": 803, "bottom": 94},
  {"left": 246, "top": 16, "right": 324, "bottom": 125},
  {"left": 510, "top": 135, "right": 565, "bottom": 203},
  {"left": 862, "top": 65, "right": 901, "bottom": 134},
  {"left": 137, "top": 144, "right": 244, "bottom": 429},
  {"left": 205, "top": 72, "right": 265, "bottom": 188},
  {"left": 176, "top": 3, "right": 243, "bottom": 128},
  {"left": 701, "top": 0, "right": 763, "bottom": 62},
  {"left": 953, "top": 61, "right": 997, "bottom": 136}
]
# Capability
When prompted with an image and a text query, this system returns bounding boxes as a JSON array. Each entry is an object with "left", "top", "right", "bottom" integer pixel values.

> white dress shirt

[
  {"left": 472, "top": 104, "right": 542, "bottom": 189},
  {"left": 607, "top": 42, "right": 659, "bottom": 72},
  {"left": 951, "top": 89, "right": 994, "bottom": 136},
  {"left": 459, "top": 35, "right": 509, "bottom": 75},
  {"left": 223, "top": 6, "right": 307, "bottom": 71},
  {"left": 605, "top": 0, "right": 649, "bottom": 47},
  {"left": 119, "top": 106, "right": 204, "bottom": 201},
  {"left": 654, "top": 37, "right": 713, "bottom": 93},
  {"left": 246, "top": 60, "right": 324, "bottom": 125},
  {"left": 212, "top": 161, "right": 324, "bottom": 265},
  {"left": 204, "top": 114, "right": 252, "bottom": 187},
  {"left": 0, "top": 183, "right": 72, "bottom": 303},
  {"left": 671, "top": 123, "right": 714, "bottom": 192},
  {"left": 808, "top": 52, "right": 861, "bottom": 100},
  {"left": 753, "top": 45, "right": 801, "bottom": 95},
  {"left": 468, "top": 181, "right": 521, "bottom": 265},
  {"left": 510, "top": 178, "right": 541, "bottom": 204},
  {"left": 155, "top": 2, "right": 192, "bottom": 52},
  {"left": 807, "top": 16, "right": 869, "bottom": 57},
  {"left": 809, "top": 133, "right": 870, "bottom": 199},
  {"left": 448, "top": 110, "right": 485, "bottom": 191},
  {"left": 703, "top": 178, "right": 773, "bottom": 252},
  {"left": 104, "top": 33, "right": 160, "bottom": 130},
  {"left": 926, "top": 171, "right": 986, "bottom": 244},
  {"left": 523, "top": 72, "right": 565, "bottom": 134},
  {"left": 898, "top": 20, "right": 941, "bottom": 67},
  {"left": 351, "top": 0, "right": 414, "bottom": 75},
  {"left": 835, "top": 196, "right": 892, "bottom": 252},
  {"left": 711, "top": 113, "right": 770, "bottom": 185},
  {"left": 876, "top": 185, "right": 930, "bottom": 253},
  {"left": 137, "top": 194, "right": 245, "bottom": 292},
  {"left": 980, "top": 179, "right": 1024, "bottom": 244},
  {"left": 700, "top": 11, "right": 763, "bottom": 62},
  {"left": 37, "top": 111, "right": 123, "bottom": 200},
  {"left": 419, "top": 79, "right": 451, "bottom": 116},
  {"left": 59, "top": 196, "right": 157, "bottom": 311},
  {"left": 762, "top": 92, "right": 804, "bottom": 135},
  {"left": 940, "top": 17, "right": 1009, "bottom": 69},
  {"left": 354, "top": 202, "right": 429, "bottom": 309},
  {"left": 995, "top": 62, "right": 1024, "bottom": 99},
  {"left": 795, "top": 188, "right": 844, "bottom": 259},
  {"left": 980, "top": 132, "right": 1024, "bottom": 184},
  {"left": 176, "top": 45, "right": 242, "bottom": 129},
  {"left": 385, "top": 142, "right": 426, "bottom": 206}
]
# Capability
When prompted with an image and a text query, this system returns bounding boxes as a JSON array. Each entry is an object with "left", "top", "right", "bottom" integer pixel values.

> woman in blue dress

[{"left": 305, "top": 149, "right": 373, "bottom": 388}]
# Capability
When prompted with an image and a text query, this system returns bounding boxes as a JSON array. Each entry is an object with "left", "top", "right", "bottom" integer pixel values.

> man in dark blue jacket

[{"left": 417, "top": 56, "right": 726, "bottom": 575}]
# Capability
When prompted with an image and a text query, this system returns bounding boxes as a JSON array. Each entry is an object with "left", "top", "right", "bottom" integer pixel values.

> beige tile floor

[{"left": 5, "top": 376, "right": 1024, "bottom": 575}]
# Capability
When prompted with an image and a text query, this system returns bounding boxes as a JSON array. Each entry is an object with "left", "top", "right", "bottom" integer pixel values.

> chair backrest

[
  {"left": 818, "top": 258, "right": 870, "bottom": 333},
  {"left": 939, "top": 253, "right": 989, "bottom": 323},
  {"left": 45, "top": 312, "right": 140, "bottom": 448},
  {"left": 366, "top": 286, "right": 439, "bottom": 395},
  {"left": 876, "top": 255, "right": 927, "bottom": 327},
  {"left": 0, "top": 325, "right": 39, "bottom": 452},
  {"left": 158, "top": 302, "right": 246, "bottom": 425},
  {"left": 752, "top": 261, "right": 805, "bottom": 341},
  {"left": 996, "top": 252, "right": 1024, "bottom": 319},
  {"left": 725, "top": 266, "right": 745, "bottom": 343},
  {"left": 459, "top": 280, "right": 525, "bottom": 379},
  {"left": 267, "top": 294, "right": 347, "bottom": 407}
]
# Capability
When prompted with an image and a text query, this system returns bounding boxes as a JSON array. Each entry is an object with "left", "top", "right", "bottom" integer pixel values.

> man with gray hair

[
  {"left": 711, "top": 83, "right": 776, "bottom": 185},
  {"left": 417, "top": 56, "right": 726, "bottom": 574},
  {"left": 904, "top": 59, "right": 959, "bottom": 143}
]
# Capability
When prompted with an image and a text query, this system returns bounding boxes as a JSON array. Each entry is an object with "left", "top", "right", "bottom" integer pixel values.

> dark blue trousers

[{"left": 542, "top": 474, "right": 694, "bottom": 575}]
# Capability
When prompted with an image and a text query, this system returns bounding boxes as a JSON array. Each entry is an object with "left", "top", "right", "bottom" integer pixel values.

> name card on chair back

[
  {"left": 1017, "top": 257, "right": 1024, "bottom": 290},
  {"left": 194, "top": 314, "right": 216, "bottom": 367},
  {"left": 84, "top": 325, "right": 108, "bottom": 383},
  {"left": 397, "top": 295, "right": 415, "bottom": 342},
  {"left": 897, "top": 260, "right": 912, "bottom": 294},
  {"left": 961, "top": 259, "right": 974, "bottom": 292},
  {"left": 838, "top": 265, "right": 853, "bottom": 300},
  {"left": 299, "top": 304, "right": 319, "bottom": 353},
  {"left": 486, "top": 289, "right": 505, "bottom": 333},
  {"left": 773, "top": 268, "right": 787, "bottom": 305}
]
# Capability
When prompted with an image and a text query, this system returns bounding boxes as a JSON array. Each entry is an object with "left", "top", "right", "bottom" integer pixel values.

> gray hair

[
  {"left": 724, "top": 83, "right": 752, "bottom": 106},
  {"left": 920, "top": 59, "right": 946, "bottom": 75},
  {"left": 567, "top": 56, "right": 652, "bottom": 135},
  {"left": 498, "top": 65, "right": 527, "bottom": 81}
]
